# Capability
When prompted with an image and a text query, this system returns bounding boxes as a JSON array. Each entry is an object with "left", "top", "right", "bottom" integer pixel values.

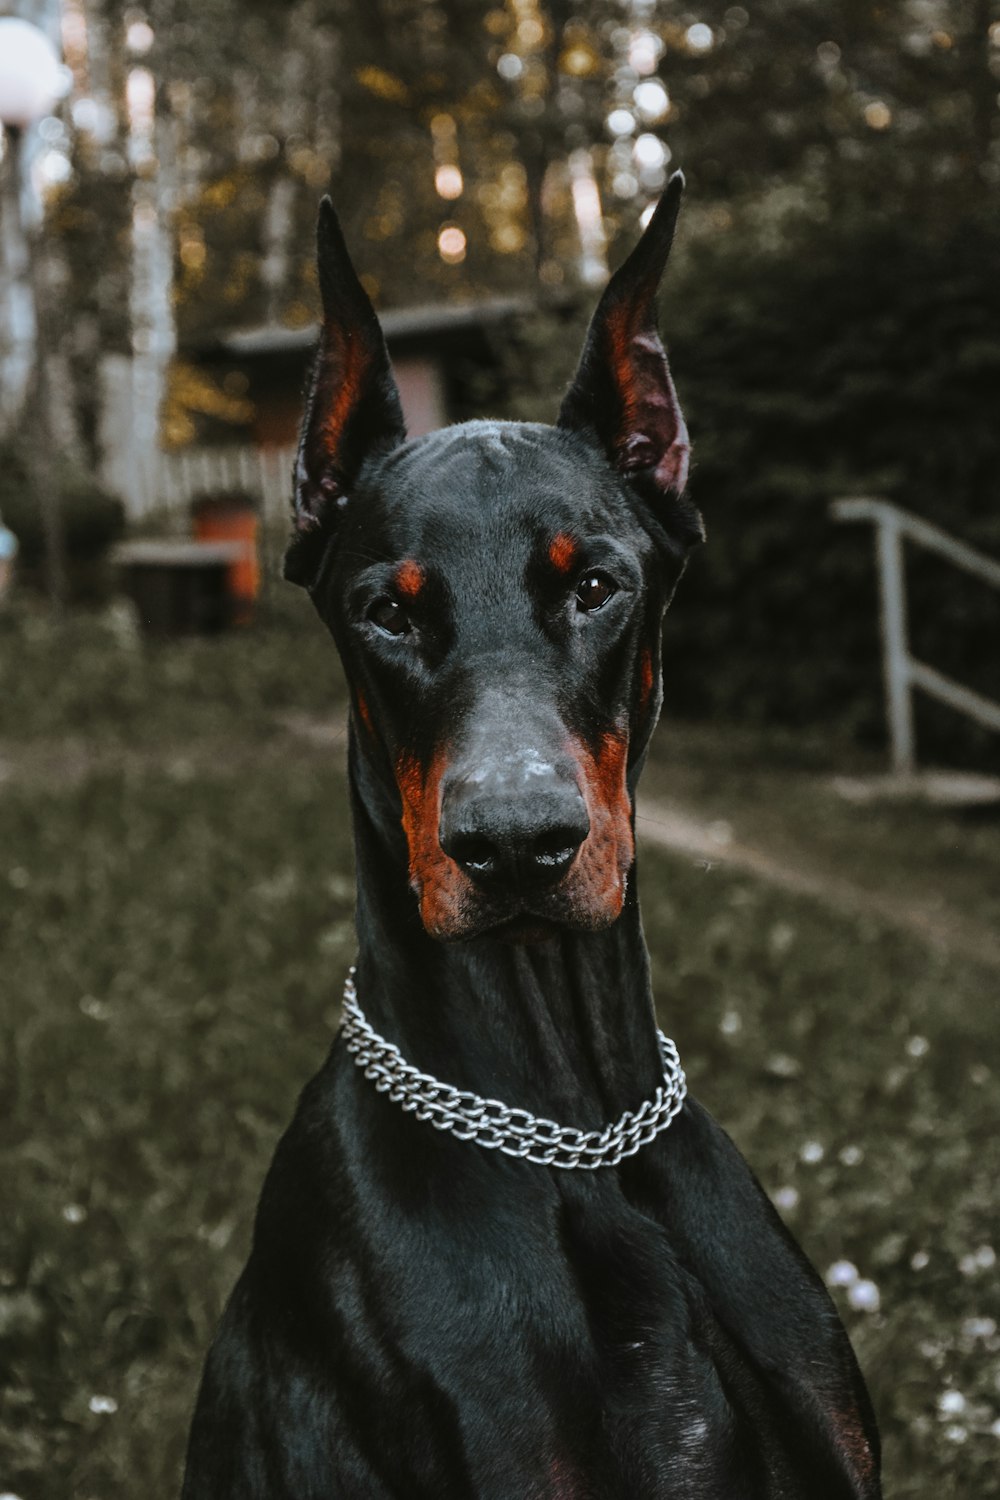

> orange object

[{"left": 191, "top": 495, "right": 259, "bottom": 624}]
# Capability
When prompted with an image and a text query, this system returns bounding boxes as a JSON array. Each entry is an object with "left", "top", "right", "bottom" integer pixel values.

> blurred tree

[
  {"left": 43, "top": 0, "right": 1000, "bottom": 352},
  {"left": 12, "top": 0, "right": 998, "bottom": 480},
  {"left": 326, "top": 0, "right": 1000, "bottom": 306}
]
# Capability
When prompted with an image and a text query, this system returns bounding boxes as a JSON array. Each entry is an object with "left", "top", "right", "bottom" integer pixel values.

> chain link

[{"left": 339, "top": 968, "right": 686, "bottom": 1169}]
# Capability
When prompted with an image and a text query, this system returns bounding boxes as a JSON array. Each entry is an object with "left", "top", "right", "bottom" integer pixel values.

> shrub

[
  {"left": 0, "top": 441, "right": 125, "bottom": 598},
  {"left": 478, "top": 208, "right": 1000, "bottom": 766}
]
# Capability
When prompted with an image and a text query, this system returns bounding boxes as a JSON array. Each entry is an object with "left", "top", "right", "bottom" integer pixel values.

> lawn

[{"left": 1, "top": 594, "right": 998, "bottom": 1498}]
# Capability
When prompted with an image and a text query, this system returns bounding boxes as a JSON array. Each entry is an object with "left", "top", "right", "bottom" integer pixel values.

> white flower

[
  {"left": 826, "top": 1260, "right": 859, "bottom": 1288},
  {"left": 847, "top": 1279, "right": 881, "bottom": 1313}
]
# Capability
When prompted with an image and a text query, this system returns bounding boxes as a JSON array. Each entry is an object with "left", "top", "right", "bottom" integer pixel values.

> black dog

[{"left": 182, "top": 173, "right": 881, "bottom": 1498}]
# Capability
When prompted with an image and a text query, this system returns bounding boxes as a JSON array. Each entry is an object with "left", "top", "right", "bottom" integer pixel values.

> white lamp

[
  {"left": 0, "top": 17, "right": 67, "bottom": 604},
  {"left": 0, "top": 17, "right": 63, "bottom": 130}
]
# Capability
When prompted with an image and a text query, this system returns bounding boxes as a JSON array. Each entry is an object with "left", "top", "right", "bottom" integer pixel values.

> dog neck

[{"left": 344, "top": 730, "right": 665, "bottom": 1128}]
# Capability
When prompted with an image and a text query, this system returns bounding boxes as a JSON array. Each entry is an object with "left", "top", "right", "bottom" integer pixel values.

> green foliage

[
  {"left": 484, "top": 207, "right": 1000, "bottom": 763},
  {"left": 672, "top": 208, "right": 1000, "bottom": 763}
]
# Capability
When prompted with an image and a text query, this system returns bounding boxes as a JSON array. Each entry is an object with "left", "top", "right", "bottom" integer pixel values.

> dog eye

[
  {"left": 368, "top": 597, "right": 412, "bottom": 636},
  {"left": 575, "top": 572, "right": 616, "bottom": 612}
]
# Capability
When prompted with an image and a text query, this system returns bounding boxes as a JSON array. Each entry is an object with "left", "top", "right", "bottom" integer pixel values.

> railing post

[
  {"left": 833, "top": 496, "right": 1000, "bottom": 772},
  {"left": 875, "top": 510, "right": 916, "bottom": 777}
]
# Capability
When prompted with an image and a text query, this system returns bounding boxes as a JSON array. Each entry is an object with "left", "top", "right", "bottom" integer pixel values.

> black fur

[{"left": 182, "top": 178, "right": 881, "bottom": 1499}]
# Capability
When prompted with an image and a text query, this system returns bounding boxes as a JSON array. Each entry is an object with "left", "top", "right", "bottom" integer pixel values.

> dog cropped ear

[
  {"left": 285, "top": 198, "right": 407, "bottom": 586},
  {"left": 558, "top": 171, "right": 702, "bottom": 556}
]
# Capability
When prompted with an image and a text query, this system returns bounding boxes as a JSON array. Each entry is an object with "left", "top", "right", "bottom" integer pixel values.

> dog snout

[{"left": 439, "top": 757, "right": 589, "bottom": 893}]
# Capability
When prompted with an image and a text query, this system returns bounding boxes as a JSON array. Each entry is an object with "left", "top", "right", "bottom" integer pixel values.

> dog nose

[{"left": 440, "top": 783, "right": 589, "bottom": 891}]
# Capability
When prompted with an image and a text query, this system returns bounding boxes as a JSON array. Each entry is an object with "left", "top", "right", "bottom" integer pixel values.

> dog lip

[
  {"left": 492, "top": 916, "right": 562, "bottom": 945},
  {"left": 430, "top": 883, "right": 613, "bottom": 943},
  {"left": 441, "top": 910, "right": 565, "bottom": 945}
]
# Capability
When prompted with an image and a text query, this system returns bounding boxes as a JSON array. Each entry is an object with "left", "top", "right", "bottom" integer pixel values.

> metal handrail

[{"left": 831, "top": 497, "right": 1000, "bottom": 775}]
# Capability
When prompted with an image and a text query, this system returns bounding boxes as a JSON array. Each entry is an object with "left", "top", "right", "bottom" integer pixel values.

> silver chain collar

[{"left": 339, "top": 968, "right": 687, "bottom": 1170}]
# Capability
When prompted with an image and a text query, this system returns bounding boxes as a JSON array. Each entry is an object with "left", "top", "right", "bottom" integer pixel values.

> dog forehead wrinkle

[{"left": 375, "top": 419, "right": 622, "bottom": 528}]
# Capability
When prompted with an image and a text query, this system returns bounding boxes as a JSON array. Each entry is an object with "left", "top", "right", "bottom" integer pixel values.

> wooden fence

[{"left": 159, "top": 444, "right": 296, "bottom": 530}]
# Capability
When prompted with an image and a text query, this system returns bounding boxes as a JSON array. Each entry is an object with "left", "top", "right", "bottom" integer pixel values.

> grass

[
  {"left": 1, "top": 593, "right": 998, "bottom": 1498},
  {"left": 0, "top": 581, "right": 345, "bottom": 749},
  {"left": 642, "top": 859, "right": 999, "bottom": 1494},
  {"left": 643, "top": 719, "right": 1000, "bottom": 947},
  {"left": 1, "top": 761, "right": 355, "bottom": 1498}
]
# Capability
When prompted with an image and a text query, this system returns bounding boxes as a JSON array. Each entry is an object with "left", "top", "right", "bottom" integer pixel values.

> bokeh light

[
  {"left": 559, "top": 42, "right": 598, "bottom": 77},
  {"left": 497, "top": 53, "right": 523, "bottom": 81},
  {"left": 634, "top": 80, "right": 669, "bottom": 123},
  {"left": 35, "top": 148, "right": 73, "bottom": 190},
  {"left": 125, "top": 66, "right": 155, "bottom": 132},
  {"left": 126, "top": 20, "right": 155, "bottom": 55},
  {"left": 612, "top": 171, "right": 639, "bottom": 199},
  {"left": 606, "top": 108, "right": 636, "bottom": 137},
  {"left": 628, "top": 30, "right": 663, "bottom": 75},
  {"left": 864, "top": 101, "right": 892, "bottom": 130},
  {"left": 435, "top": 164, "right": 464, "bottom": 200},
  {"left": 437, "top": 224, "right": 467, "bottom": 263},
  {"left": 634, "top": 133, "right": 667, "bottom": 170},
  {"left": 517, "top": 17, "right": 544, "bottom": 47},
  {"left": 686, "top": 23, "right": 714, "bottom": 52}
]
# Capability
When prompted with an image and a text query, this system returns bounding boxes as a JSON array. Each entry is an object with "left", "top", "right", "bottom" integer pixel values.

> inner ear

[
  {"left": 559, "top": 173, "right": 702, "bottom": 555},
  {"left": 285, "top": 199, "right": 406, "bottom": 587}
]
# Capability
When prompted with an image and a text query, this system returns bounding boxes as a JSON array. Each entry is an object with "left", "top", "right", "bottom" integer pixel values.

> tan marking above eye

[
  {"left": 548, "top": 533, "right": 579, "bottom": 574},
  {"left": 395, "top": 559, "right": 424, "bottom": 599}
]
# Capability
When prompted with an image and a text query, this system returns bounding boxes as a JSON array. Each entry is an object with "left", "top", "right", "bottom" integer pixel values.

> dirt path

[
  {"left": 2, "top": 716, "right": 997, "bottom": 969},
  {"left": 635, "top": 798, "right": 1000, "bottom": 970}
]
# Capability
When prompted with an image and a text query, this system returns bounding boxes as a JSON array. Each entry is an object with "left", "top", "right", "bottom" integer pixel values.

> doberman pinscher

[{"left": 182, "top": 173, "right": 881, "bottom": 1498}]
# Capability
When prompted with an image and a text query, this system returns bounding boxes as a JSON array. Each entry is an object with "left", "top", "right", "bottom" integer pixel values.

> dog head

[{"left": 286, "top": 175, "right": 702, "bottom": 943}]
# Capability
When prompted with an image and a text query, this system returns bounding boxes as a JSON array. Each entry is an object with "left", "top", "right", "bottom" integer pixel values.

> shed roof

[{"left": 211, "top": 296, "right": 535, "bottom": 359}]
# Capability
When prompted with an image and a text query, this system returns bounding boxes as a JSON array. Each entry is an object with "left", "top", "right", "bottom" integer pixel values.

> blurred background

[{"left": 1, "top": 1, "right": 998, "bottom": 1496}]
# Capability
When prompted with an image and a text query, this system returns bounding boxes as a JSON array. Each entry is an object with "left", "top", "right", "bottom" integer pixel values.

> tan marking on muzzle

[
  {"left": 396, "top": 747, "right": 474, "bottom": 939},
  {"left": 561, "top": 729, "right": 634, "bottom": 926}
]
